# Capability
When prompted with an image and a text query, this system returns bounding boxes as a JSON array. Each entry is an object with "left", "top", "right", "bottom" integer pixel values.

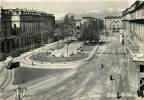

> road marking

[
  {"left": 72, "top": 72, "right": 94, "bottom": 97},
  {"left": 81, "top": 72, "right": 94, "bottom": 86},
  {"left": 56, "top": 86, "right": 66, "bottom": 92},
  {"left": 72, "top": 88, "right": 84, "bottom": 97}
]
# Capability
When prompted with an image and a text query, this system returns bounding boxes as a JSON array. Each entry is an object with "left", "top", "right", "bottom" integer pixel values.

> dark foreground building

[
  {"left": 122, "top": 1, "right": 144, "bottom": 97},
  {"left": 0, "top": 8, "right": 55, "bottom": 60}
]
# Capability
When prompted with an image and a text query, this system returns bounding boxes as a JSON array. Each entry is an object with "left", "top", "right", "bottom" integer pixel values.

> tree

[
  {"left": 80, "top": 18, "right": 103, "bottom": 44},
  {"left": 70, "top": 15, "right": 76, "bottom": 28},
  {"left": 64, "top": 14, "right": 70, "bottom": 25},
  {"left": 63, "top": 14, "right": 76, "bottom": 36}
]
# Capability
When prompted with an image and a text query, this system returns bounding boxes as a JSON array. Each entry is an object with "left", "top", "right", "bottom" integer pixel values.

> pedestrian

[
  {"left": 32, "top": 61, "right": 34, "bottom": 65},
  {"left": 110, "top": 75, "right": 114, "bottom": 81},
  {"left": 101, "top": 64, "right": 104, "bottom": 68},
  {"left": 122, "top": 39, "right": 124, "bottom": 46},
  {"left": 41, "top": 60, "right": 43, "bottom": 64},
  {"left": 51, "top": 60, "right": 53, "bottom": 64},
  {"left": 117, "top": 92, "right": 121, "bottom": 99}
]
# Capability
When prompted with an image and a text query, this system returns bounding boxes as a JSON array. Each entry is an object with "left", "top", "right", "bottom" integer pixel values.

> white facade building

[{"left": 104, "top": 16, "right": 122, "bottom": 32}]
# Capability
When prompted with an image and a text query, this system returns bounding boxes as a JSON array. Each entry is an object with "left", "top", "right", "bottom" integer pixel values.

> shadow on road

[{"left": 13, "top": 67, "right": 71, "bottom": 85}]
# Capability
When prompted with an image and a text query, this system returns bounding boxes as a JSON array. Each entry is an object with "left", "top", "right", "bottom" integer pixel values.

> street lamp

[
  {"left": 67, "top": 34, "right": 68, "bottom": 61},
  {"left": 47, "top": 34, "right": 49, "bottom": 55},
  {"left": 57, "top": 31, "right": 60, "bottom": 49},
  {"left": 64, "top": 25, "right": 69, "bottom": 61},
  {"left": 31, "top": 38, "right": 34, "bottom": 65}
]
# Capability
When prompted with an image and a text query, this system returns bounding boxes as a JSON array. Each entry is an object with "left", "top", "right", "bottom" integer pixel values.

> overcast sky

[{"left": 1, "top": 0, "right": 136, "bottom": 19}]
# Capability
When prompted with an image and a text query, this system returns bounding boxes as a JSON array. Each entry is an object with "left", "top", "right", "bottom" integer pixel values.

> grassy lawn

[
  {"left": 82, "top": 44, "right": 96, "bottom": 52},
  {"left": 29, "top": 44, "right": 95, "bottom": 63},
  {"left": 30, "top": 53, "right": 88, "bottom": 62}
]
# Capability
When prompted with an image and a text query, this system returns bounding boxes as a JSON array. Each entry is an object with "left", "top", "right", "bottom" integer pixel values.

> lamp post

[
  {"left": 47, "top": 34, "right": 49, "bottom": 55},
  {"left": 67, "top": 34, "right": 68, "bottom": 61},
  {"left": 31, "top": 38, "right": 34, "bottom": 65},
  {"left": 57, "top": 31, "right": 60, "bottom": 49},
  {"left": 64, "top": 25, "right": 69, "bottom": 61}
]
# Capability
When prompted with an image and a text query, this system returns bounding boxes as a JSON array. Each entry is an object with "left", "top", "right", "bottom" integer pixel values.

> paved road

[
  {"left": 11, "top": 33, "right": 139, "bottom": 100},
  {"left": 21, "top": 33, "right": 138, "bottom": 100}
]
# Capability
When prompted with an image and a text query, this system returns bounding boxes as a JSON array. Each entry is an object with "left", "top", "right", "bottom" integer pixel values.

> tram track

[
  {"left": 0, "top": 67, "right": 6, "bottom": 75},
  {"left": 0, "top": 69, "right": 12, "bottom": 90},
  {"left": 1, "top": 69, "right": 75, "bottom": 99},
  {"left": 0, "top": 69, "right": 14, "bottom": 100}
]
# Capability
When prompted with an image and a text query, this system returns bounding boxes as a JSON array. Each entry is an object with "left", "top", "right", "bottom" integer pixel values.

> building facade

[
  {"left": 0, "top": 13, "right": 2, "bottom": 59},
  {"left": 122, "top": 1, "right": 144, "bottom": 97},
  {"left": 0, "top": 8, "right": 55, "bottom": 60},
  {"left": 104, "top": 16, "right": 122, "bottom": 32}
]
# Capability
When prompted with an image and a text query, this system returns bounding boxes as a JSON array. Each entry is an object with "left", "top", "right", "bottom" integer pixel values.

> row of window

[
  {"left": 20, "top": 22, "right": 52, "bottom": 33},
  {"left": 123, "top": 8, "right": 144, "bottom": 20},
  {"left": 20, "top": 15, "right": 53, "bottom": 22},
  {"left": 123, "top": 21, "right": 144, "bottom": 53},
  {"left": 129, "top": 23, "right": 144, "bottom": 38}
]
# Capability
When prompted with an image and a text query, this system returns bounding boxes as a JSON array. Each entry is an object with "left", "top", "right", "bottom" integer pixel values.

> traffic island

[
  {"left": 29, "top": 52, "right": 88, "bottom": 63},
  {"left": 28, "top": 44, "right": 95, "bottom": 63}
]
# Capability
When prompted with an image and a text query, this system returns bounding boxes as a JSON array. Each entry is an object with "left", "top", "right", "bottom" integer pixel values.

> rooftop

[
  {"left": 104, "top": 16, "right": 121, "bottom": 19},
  {"left": 1, "top": 8, "right": 55, "bottom": 17},
  {"left": 122, "top": 1, "right": 144, "bottom": 15}
]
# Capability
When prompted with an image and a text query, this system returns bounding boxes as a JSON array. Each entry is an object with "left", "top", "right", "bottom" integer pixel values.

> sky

[{"left": 0, "top": 0, "right": 136, "bottom": 20}]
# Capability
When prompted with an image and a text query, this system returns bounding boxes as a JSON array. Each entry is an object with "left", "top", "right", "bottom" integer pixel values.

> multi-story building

[
  {"left": 0, "top": 13, "right": 2, "bottom": 59},
  {"left": 104, "top": 16, "right": 122, "bottom": 32},
  {"left": 0, "top": 8, "right": 55, "bottom": 60},
  {"left": 122, "top": 0, "right": 144, "bottom": 97}
]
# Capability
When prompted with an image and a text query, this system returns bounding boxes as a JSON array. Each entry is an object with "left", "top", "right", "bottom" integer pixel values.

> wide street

[{"left": 21, "top": 32, "right": 138, "bottom": 100}]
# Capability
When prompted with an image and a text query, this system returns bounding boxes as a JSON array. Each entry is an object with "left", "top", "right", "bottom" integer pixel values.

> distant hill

[
  {"left": 73, "top": 10, "right": 122, "bottom": 19},
  {"left": 56, "top": 9, "right": 123, "bottom": 20}
]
